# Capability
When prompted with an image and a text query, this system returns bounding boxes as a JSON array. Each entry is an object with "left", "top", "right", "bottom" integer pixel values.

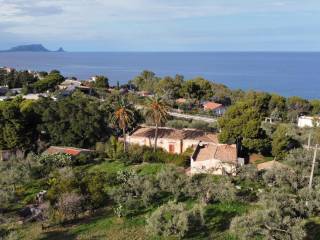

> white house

[
  {"left": 190, "top": 143, "right": 242, "bottom": 175},
  {"left": 58, "top": 79, "right": 82, "bottom": 90},
  {"left": 88, "top": 76, "right": 97, "bottom": 82},
  {"left": 1, "top": 67, "right": 15, "bottom": 73},
  {"left": 298, "top": 116, "right": 320, "bottom": 128}
]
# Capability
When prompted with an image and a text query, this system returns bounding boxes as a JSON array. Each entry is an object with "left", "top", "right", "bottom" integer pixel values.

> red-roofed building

[
  {"left": 45, "top": 146, "right": 93, "bottom": 156},
  {"left": 127, "top": 126, "right": 219, "bottom": 154},
  {"left": 203, "top": 102, "right": 226, "bottom": 115}
]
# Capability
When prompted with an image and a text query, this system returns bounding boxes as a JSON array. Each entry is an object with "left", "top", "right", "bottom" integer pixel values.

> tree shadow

[
  {"left": 305, "top": 221, "right": 320, "bottom": 240},
  {"left": 185, "top": 204, "right": 243, "bottom": 240},
  {"left": 39, "top": 208, "right": 113, "bottom": 239},
  {"left": 39, "top": 230, "right": 77, "bottom": 240}
]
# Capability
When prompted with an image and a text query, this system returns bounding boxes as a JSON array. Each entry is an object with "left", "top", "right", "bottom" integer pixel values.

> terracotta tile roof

[
  {"left": 195, "top": 133, "right": 219, "bottom": 143},
  {"left": 176, "top": 98, "right": 187, "bottom": 104},
  {"left": 45, "top": 146, "right": 92, "bottom": 156},
  {"left": 131, "top": 127, "right": 184, "bottom": 139},
  {"left": 203, "top": 102, "right": 223, "bottom": 110},
  {"left": 130, "top": 127, "right": 218, "bottom": 143},
  {"left": 256, "top": 160, "right": 287, "bottom": 171},
  {"left": 194, "top": 144, "right": 237, "bottom": 163}
]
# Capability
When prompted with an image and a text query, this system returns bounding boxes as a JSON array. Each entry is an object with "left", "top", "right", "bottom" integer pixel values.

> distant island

[{"left": 0, "top": 44, "right": 65, "bottom": 52}]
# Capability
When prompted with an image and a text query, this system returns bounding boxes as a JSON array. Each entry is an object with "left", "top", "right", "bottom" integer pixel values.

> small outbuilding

[
  {"left": 298, "top": 116, "right": 320, "bottom": 128},
  {"left": 44, "top": 146, "right": 93, "bottom": 156},
  {"left": 203, "top": 102, "right": 226, "bottom": 116},
  {"left": 190, "top": 143, "right": 241, "bottom": 175}
]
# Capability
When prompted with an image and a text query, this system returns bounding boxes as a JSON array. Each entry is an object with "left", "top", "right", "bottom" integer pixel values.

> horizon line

[{"left": 1, "top": 50, "right": 320, "bottom": 53}]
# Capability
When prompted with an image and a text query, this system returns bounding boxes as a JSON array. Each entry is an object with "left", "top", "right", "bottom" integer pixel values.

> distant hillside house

[
  {"left": 298, "top": 116, "right": 320, "bottom": 128},
  {"left": 1, "top": 66, "right": 15, "bottom": 73},
  {"left": 137, "top": 91, "right": 153, "bottom": 97},
  {"left": 23, "top": 93, "right": 48, "bottom": 100},
  {"left": 127, "top": 126, "right": 219, "bottom": 154},
  {"left": 58, "top": 79, "right": 82, "bottom": 90},
  {"left": 0, "top": 149, "right": 24, "bottom": 161},
  {"left": 176, "top": 98, "right": 188, "bottom": 104},
  {"left": 203, "top": 102, "right": 226, "bottom": 115},
  {"left": 190, "top": 143, "right": 242, "bottom": 175},
  {"left": 88, "top": 76, "right": 97, "bottom": 82},
  {"left": 44, "top": 146, "right": 93, "bottom": 156}
]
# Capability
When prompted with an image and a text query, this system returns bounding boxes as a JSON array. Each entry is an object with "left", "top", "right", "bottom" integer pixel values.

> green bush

[
  {"left": 33, "top": 153, "right": 72, "bottom": 176},
  {"left": 72, "top": 152, "right": 97, "bottom": 166},
  {"left": 156, "top": 166, "right": 187, "bottom": 201},
  {"left": 186, "top": 175, "right": 237, "bottom": 204},
  {"left": 31, "top": 71, "right": 64, "bottom": 92},
  {"left": 230, "top": 208, "right": 306, "bottom": 240},
  {"left": 105, "top": 136, "right": 124, "bottom": 160},
  {"left": 80, "top": 171, "right": 109, "bottom": 209},
  {"left": 112, "top": 170, "right": 159, "bottom": 216},
  {"left": 55, "top": 192, "right": 84, "bottom": 222},
  {"left": 46, "top": 167, "right": 76, "bottom": 204}
]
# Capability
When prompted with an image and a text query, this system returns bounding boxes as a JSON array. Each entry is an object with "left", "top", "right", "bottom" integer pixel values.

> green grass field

[
  {"left": 6, "top": 160, "right": 251, "bottom": 240},
  {"left": 14, "top": 201, "right": 248, "bottom": 240}
]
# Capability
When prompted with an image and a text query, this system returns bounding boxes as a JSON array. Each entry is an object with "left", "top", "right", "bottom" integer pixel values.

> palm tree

[
  {"left": 112, "top": 98, "right": 135, "bottom": 152},
  {"left": 145, "top": 95, "right": 169, "bottom": 152}
]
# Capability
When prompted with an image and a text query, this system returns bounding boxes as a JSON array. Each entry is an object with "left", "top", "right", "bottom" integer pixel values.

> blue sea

[{"left": 0, "top": 52, "right": 319, "bottom": 99}]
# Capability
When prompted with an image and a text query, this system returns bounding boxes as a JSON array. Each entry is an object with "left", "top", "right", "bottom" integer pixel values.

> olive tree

[
  {"left": 112, "top": 170, "right": 159, "bottom": 217},
  {"left": 147, "top": 201, "right": 204, "bottom": 239},
  {"left": 186, "top": 175, "right": 237, "bottom": 204},
  {"left": 156, "top": 166, "right": 187, "bottom": 201},
  {"left": 230, "top": 208, "right": 306, "bottom": 240},
  {"left": 56, "top": 192, "right": 84, "bottom": 222}
]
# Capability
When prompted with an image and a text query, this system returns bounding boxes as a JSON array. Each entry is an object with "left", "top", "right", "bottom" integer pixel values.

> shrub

[
  {"left": 156, "top": 166, "right": 187, "bottom": 201},
  {"left": 189, "top": 120, "right": 210, "bottom": 131},
  {"left": 272, "top": 124, "right": 300, "bottom": 159},
  {"left": 262, "top": 166, "right": 303, "bottom": 192},
  {"left": 56, "top": 192, "right": 83, "bottom": 222},
  {"left": 112, "top": 170, "right": 159, "bottom": 216},
  {"left": 117, "top": 145, "right": 147, "bottom": 165},
  {"left": 34, "top": 153, "right": 72, "bottom": 176},
  {"left": 72, "top": 152, "right": 97, "bottom": 166},
  {"left": 142, "top": 150, "right": 158, "bottom": 163},
  {"left": 166, "top": 119, "right": 190, "bottom": 129},
  {"left": 186, "top": 175, "right": 237, "bottom": 204},
  {"left": 230, "top": 208, "right": 306, "bottom": 240},
  {"left": 47, "top": 167, "right": 76, "bottom": 204},
  {"left": 81, "top": 171, "right": 109, "bottom": 209},
  {"left": 105, "top": 136, "right": 124, "bottom": 160},
  {"left": 147, "top": 201, "right": 204, "bottom": 238}
]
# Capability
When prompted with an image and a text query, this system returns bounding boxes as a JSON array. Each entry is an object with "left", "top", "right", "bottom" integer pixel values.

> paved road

[
  {"left": 168, "top": 111, "right": 217, "bottom": 123},
  {"left": 135, "top": 104, "right": 217, "bottom": 123}
]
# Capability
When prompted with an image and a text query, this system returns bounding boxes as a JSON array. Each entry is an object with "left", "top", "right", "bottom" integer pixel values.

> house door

[{"left": 169, "top": 144, "right": 175, "bottom": 153}]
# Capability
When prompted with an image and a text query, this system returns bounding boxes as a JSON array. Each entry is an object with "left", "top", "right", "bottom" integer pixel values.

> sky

[{"left": 0, "top": 0, "right": 320, "bottom": 51}]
